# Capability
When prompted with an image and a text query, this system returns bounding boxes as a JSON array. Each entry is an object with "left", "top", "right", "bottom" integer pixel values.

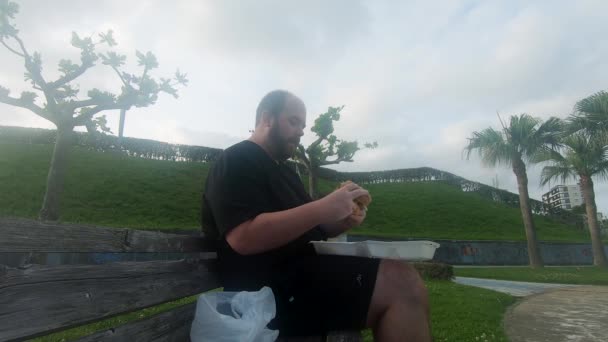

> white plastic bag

[{"left": 190, "top": 286, "right": 279, "bottom": 342}]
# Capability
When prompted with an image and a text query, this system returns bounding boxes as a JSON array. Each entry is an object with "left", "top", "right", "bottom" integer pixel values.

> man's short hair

[{"left": 256, "top": 90, "right": 293, "bottom": 126}]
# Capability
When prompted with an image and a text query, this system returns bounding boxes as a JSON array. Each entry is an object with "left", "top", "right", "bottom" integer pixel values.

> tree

[
  {"left": 465, "top": 114, "right": 562, "bottom": 268},
  {"left": 294, "top": 106, "right": 377, "bottom": 198},
  {"left": 568, "top": 91, "right": 608, "bottom": 135},
  {"left": 0, "top": 1, "right": 188, "bottom": 220},
  {"left": 536, "top": 132, "right": 608, "bottom": 267}
]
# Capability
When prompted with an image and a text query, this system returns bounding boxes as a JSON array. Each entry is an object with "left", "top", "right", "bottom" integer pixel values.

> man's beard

[{"left": 269, "top": 124, "right": 298, "bottom": 160}]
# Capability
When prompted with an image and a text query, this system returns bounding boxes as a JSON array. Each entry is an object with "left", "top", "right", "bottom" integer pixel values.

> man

[{"left": 201, "top": 90, "right": 431, "bottom": 341}]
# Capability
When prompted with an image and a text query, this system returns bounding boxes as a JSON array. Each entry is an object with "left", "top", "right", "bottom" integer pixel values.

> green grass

[
  {"left": 351, "top": 181, "right": 593, "bottom": 242},
  {"left": 27, "top": 294, "right": 200, "bottom": 342},
  {"left": 427, "top": 280, "right": 514, "bottom": 342},
  {"left": 0, "top": 142, "right": 594, "bottom": 241},
  {"left": 29, "top": 281, "right": 514, "bottom": 342},
  {"left": 0, "top": 142, "right": 208, "bottom": 230},
  {"left": 364, "top": 281, "right": 515, "bottom": 342},
  {"left": 455, "top": 266, "right": 608, "bottom": 285}
]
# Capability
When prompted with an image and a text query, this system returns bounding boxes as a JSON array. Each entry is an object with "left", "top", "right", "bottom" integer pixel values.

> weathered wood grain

[
  {"left": 75, "top": 304, "right": 362, "bottom": 342},
  {"left": 75, "top": 303, "right": 197, "bottom": 342},
  {"left": 0, "top": 258, "right": 219, "bottom": 341},
  {"left": 0, "top": 218, "right": 217, "bottom": 253}
]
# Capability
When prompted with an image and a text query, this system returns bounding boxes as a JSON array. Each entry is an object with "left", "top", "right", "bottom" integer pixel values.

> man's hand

[
  {"left": 344, "top": 209, "right": 366, "bottom": 228},
  {"left": 321, "top": 209, "right": 366, "bottom": 237},
  {"left": 317, "top": 182, "right": 370, "bottom": 224}
]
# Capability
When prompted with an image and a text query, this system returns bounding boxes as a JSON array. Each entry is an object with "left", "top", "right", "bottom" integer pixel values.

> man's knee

[
  {"left": 379, "top": 259, "right": 428, "bottom": 305},
  {"left": 366, "top": 259, "right": 428, "bottom": 328}
]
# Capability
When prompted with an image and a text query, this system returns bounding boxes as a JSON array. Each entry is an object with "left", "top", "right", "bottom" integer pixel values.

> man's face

[{"left": 269, "top": 96, "right": 306, "bottom": 160}]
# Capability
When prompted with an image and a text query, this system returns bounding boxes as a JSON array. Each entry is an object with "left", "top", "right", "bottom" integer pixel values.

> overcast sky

[{"left": 1, "top": 0, "right": 608, "bottom": 214}]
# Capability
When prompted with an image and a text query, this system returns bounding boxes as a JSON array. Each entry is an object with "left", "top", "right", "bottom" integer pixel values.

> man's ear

[{"left": 260, "top": 110, "right": 275, "bottom": 128}]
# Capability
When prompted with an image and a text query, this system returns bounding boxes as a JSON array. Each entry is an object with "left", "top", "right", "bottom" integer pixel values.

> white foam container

[
  {"left": 310, "top": 240, "right": 440, "bottom": 261},
  {"left": 310, "top": 241, "right": 370, "bottom": 258},
  {"left": 365, "top": 241, "right": 440, "bottom": 261}
]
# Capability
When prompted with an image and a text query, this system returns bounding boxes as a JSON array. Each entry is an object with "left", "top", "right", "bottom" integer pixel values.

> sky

[{"left": 1, "top": 0, "right": 608, "bottom": 214}]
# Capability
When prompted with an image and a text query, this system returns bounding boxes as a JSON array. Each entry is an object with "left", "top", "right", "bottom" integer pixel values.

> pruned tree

[
  {"left": 0, "top": 1, "right": 188, "bottom": 220},
  {"left": 294, "top": 106, "right": 377, "bottom": 198}
]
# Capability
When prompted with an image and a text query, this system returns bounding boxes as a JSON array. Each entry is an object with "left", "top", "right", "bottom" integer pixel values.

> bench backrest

[{"left": 0, "top": 218, "right": 220, "bottom": 342}]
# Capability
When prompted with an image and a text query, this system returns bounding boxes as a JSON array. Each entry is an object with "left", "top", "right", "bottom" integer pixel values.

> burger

[{"left": 339, "top": 181, "right": 371, "bottom": 216}]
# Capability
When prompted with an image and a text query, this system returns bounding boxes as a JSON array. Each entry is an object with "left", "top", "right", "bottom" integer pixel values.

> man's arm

[{"left": 226, "top": 183, "right": 369, "bottom": 255}]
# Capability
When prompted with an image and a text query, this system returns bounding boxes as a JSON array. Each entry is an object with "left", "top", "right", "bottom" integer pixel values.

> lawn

[
  {"left": 0, "top": 142, "right": 208, "bottom": 229},
  {"left": 455, "top": 266, "right": 608, "bottom": 285},
  {"left": 0, "top": 142, "right": 593, "bottom": 242},
  {"left": 29, "top": 281, "right": 515, "bottom": 342},
  {"left": 349, "top": 181, "right": 590, "bottom": 242}
]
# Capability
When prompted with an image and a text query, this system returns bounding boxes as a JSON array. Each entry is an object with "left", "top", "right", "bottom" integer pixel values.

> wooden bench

[{"left": 0, "top": 219, "right": 362, "bottom": 342}]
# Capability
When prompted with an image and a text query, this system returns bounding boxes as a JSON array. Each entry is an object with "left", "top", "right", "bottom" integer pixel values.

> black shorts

[{"left": 267, "top": 255, "right": 381, "bottom": 336}]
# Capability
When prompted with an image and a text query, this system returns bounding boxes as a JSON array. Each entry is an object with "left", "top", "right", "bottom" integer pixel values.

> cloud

[{"left": 2, "top": 0, "right": 608, "bottom": 214}]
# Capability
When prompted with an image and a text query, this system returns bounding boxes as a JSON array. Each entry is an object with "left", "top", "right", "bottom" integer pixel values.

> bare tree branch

[
  {"left": 7, "top": 33, "right": 58, "bottom": 110},
  {"left": 48, "top": 63, "right": 93, "bottom": 89},
  {"left": 73, "top": 103, "right": 123, "bottom": 126},
  {"left": 295, "top": 144, "right": 310, "bottom": 168},
  {"left": 320, "top": 158, "right": 353, "bottom": 166},
  {"left": 0, "top": 37, "right": 24, "bottom": 57},
  {"left": 110, "top": 65, "right": 130, "bottom": 88},
  {"left": 0, "top": 92, "right": 54, "bottom": 122},
  {"left": 307, "top": 136, "right": 324, "bottom": 153},
  {"left": 65, "top": 98, "right": 103, "bottom": 112},
  {"left": 10, "top": 34, "right": 30, "bottom": 57}
]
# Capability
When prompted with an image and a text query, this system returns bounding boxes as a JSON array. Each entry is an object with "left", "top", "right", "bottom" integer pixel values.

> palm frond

[
  {"left": 542, "top": 131, "right": 608, "bottom": 184},
  {"left": 464, "top": 127, "right": 512, "bottom": 167},
  {"left": 530, "top": 145, "right": 566, "bottom": 164},
  {"left": 508, "top": 114, "right": 540, "bottom": 149},
  {"left": 572, "top": 91, "right": 608, "bottom": 135},
  {"left": 594, "top": 161, "right": 608, "bottom": 182},
  {"left": 575, "top": 91, "right": 608, "bottom": 116},
  {"left": 540, "top": 165, "right": 576, "bottom": 186},
  {"left": 527, "top": 117, "right": 563, "bottom": 159}
]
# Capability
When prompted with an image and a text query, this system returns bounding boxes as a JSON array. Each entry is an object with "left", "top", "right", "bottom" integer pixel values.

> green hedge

[
  {"left": 413, "top": 262, "right": 454, "bottom": 280},
  {"left": 0, "top": 126, "right": 222, "bottom": 162}
]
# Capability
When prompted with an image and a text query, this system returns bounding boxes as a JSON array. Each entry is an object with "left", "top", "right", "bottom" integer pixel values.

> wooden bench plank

[
  {"left": 75, "top": 303, "right": 196, "bottom": 342},
  {"left": 0, "top": 258, "right": 219, "bottom": 341},
  {"left": 0, "top": 218, "right": 216, "bottom": 253}
]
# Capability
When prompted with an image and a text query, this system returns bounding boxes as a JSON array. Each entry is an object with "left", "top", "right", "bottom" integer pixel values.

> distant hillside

[{"left": 0, "top": 142, "right": 592, "bottom": 242}]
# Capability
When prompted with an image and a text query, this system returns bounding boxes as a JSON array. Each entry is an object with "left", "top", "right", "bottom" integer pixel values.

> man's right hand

[{"left": 317, "top": 182, "right": 370, "bottom": 224}]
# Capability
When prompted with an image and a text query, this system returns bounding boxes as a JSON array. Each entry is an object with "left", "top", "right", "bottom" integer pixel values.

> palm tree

[
  {"left": 465, "top": 114, "right": 562, "bottom": 268},
  {"left": 536, "top": 132, "right": 608, "bottom": 267},
  {"left": 569, "top": 91, "right": 608, "bottom": 135}
]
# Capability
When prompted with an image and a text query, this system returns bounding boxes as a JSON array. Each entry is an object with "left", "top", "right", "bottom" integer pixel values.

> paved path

[
  {"left": 453, "top": 276, "right": 575, "bottom": 296},
  {"left": 453, "top": 277, "right": 608, "bottom": 341},
  {"left": 504, "top": 286, "right": 608, "bottom": 342}
]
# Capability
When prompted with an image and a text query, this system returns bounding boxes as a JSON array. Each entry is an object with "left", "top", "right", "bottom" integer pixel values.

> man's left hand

[{"left": 321, "top": 207, "right": 366, "bottom": 238}]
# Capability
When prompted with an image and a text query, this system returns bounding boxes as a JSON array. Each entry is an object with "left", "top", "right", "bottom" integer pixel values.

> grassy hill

[{"left": 0, "top": 142, "right": 594, "bottom": 242}]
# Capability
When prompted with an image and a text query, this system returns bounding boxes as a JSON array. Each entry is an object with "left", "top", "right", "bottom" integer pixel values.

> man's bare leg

[{"left": 366, "top": 259, "right": 431, "bottom": 342}]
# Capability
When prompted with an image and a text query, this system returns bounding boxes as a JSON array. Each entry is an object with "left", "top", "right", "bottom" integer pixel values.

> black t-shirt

[{"left": 201, "top": 140, "right": 327, "bottom": 289}]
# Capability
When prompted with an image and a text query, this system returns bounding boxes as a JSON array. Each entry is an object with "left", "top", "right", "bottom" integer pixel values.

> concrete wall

[
  {"left": 2, "top": 238, "right": 606, "bottom": 267},
  {"left": 348, "top": 235, "right": 608, "bottom": 265}
]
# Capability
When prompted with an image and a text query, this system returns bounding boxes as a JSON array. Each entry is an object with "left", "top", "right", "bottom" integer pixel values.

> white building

[{"left": 542, "top": 185, "right": 584, "bottom": 210}]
